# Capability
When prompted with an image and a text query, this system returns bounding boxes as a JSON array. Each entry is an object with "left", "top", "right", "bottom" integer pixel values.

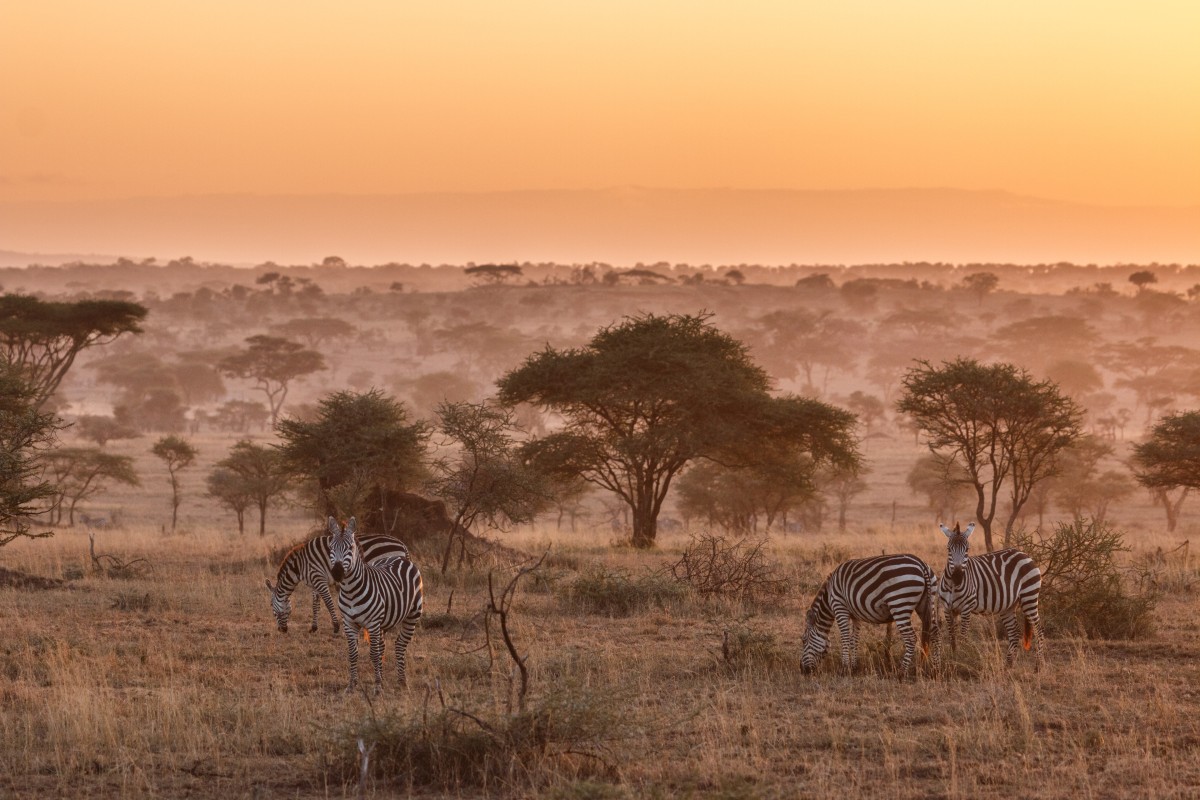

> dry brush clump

[
  {"left": 327, "top": 689, "right": 623, "bottom": 794},
  {"left": 1014, "top": 517, "right": 1158, "bottom": 639},
  {"left": 668, "top": 531, "right": 789, "bottom": 603}
]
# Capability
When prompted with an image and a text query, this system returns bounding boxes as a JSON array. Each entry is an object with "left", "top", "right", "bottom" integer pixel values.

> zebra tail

[{"left": 1022, "top": 616, "right": 1033, "bottom": 650}]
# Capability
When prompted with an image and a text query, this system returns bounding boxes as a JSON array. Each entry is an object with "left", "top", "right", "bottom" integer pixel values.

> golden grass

[{"left": 2, "top": 515, "right": 1200, "bottom": 799}]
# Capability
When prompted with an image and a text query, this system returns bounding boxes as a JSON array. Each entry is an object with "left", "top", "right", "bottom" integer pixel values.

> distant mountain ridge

[{"left": 0, "top": 188, "right": 1196, "bottom": 266}]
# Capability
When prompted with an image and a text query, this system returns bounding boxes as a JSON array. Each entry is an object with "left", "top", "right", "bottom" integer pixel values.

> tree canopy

[
  {"left": 0, "top": 363, "right": 59, "bottom": 546},
  {"left": 274, "top": 389, "right": 430, "bottom": 519},
  {"left": 0, "top": 295, "right": 147, "bottom": 408},
  {"left": 897, "top": 357, "right": 1083, "bottom": 550},
  {"left": 496, "top": 312, "right": 859, "bottom": 547},
  {"left": 219, "top": 335, "right": 325, "bottom": 424}
]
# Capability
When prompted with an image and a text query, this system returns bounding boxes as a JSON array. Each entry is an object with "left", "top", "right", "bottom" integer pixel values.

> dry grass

[{"left": 2, "top": 511, "right": 1200, "bottom": 800}]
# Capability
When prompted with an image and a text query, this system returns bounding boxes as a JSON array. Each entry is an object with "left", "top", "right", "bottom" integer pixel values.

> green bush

[
  {"left": 1013, "top": 518, "right": 1157, "bottom": 639},
  {"left": 560, "top": 565, "right": 687, "bottom": 616}
]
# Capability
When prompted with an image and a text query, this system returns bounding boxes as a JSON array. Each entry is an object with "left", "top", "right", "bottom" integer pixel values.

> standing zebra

[
  {"left": 265, "top": 533, "right": 410, "bottom": 634},
  {"left": 328, "top": 516, "right": 423, "bottom": 694},
  {"left": 938, "top": 522, "right": 1044, "bottom": 668},
  {"left": 801, "top": 553, "right": 939, "bottom": 677}
]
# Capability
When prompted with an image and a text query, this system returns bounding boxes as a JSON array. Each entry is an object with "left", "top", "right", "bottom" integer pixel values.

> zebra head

[
  {"left": 940, "top": 521, "right": 976, "bottom": 587},
  {"left": 800, "top": 600, "right": 830, "bottom": 673},
  {"left": 328, "top": 516, "right": 360, "bottom": 585},
  {"left": 265, "top": 578, "right": 291, "bottom": 633}
]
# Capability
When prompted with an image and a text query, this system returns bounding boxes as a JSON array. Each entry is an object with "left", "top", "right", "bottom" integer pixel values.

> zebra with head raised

[
  {"left": 328, "top": 516, "right": 423, "bottom": 695},
  {"left": 939, "top": 522, "right": 1044, "bottom": 669},
  {"left": 265, "top": 533, "right": 410, "bottom": 634},
  {"left": 801, "top": 553, "right": 939, "bottom": 678}
]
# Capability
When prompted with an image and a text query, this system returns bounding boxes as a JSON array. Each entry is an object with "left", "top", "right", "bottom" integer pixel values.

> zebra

[
  {"left": 265, "top": 533, "right": 410, "bottom": 635},
  {"left": 328, "top": 516, "right": 423, "bottom": 695},
  {"left": 938, "top": 522, "right": 1045, "bottom": 668},
  {"left": 801, "top": 553, "right": 939, "bottom": 677}
]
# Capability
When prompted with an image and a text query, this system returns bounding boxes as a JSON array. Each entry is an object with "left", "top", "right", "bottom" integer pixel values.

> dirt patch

[{"left": 0, "top": 567, "right": 67, "bottom": 591}]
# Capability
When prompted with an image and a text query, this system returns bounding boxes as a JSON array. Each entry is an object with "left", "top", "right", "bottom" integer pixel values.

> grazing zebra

[
  {"left": 938, "top": 522, "right": 1045, "bottom": 668},
  {"left": 328, "top": 516, "right": 423, "bottom": 695},
  {"left": 801, "top": 553, "right": 939, "bottom": 677},
  {"left": 265, "top": 533, "right": 410, "bottom": 634}
]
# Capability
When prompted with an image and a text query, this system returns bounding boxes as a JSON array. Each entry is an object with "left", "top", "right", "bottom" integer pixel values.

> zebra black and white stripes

[
  {"left": 265, "top": 533, "right": 410, "bottom": 634},
  {"left": 801, "top": 553, "right": 939, "bottom": 677},
  {"left": 939, "top": 522, "right": 1044, "bottom": 668},
  {"left": 328, "top": 516, "right": 423, "bottom": 694}
]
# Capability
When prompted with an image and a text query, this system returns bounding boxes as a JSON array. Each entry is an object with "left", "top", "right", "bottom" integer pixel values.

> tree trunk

[
  {"left": 258, "top": 498, "right": 268, "bottom": 537},
  {"left": 631, "top": 499, "right": 657, "bottom": 548}
]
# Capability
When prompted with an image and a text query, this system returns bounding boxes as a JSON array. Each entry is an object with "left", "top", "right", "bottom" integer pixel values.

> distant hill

[
  {"left": 0, "top": 188, "right": 1196, "bottom": 266},
  {"left": 0, "top": 249, "right": 118, "bottom": 268}
]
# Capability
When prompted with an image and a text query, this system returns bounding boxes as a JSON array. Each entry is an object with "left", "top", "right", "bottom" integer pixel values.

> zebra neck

[{"left": 275, "top": 555, "right": 303, "bottom": 595}]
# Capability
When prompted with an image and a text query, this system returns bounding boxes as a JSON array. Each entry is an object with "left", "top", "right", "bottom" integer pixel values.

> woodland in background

[{"left": 7, "top": 257, "right": 1200, "bottom": 540}]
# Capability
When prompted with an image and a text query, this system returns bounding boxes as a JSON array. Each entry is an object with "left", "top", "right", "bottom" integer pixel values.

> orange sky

[{"left": 4, "top": 1, "right": 1199, "bottom": 207}]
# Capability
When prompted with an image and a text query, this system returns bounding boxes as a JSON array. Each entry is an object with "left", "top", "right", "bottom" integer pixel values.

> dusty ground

[{"left": 2, "top": 512, "right": 1198, "bottom": 799}]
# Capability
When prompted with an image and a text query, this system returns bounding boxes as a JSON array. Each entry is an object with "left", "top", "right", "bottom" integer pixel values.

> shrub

[
  {"left": 1013, "top": 518, "right": 1157, "bottom": 639},
  {"left": 560, "top": 565, "right": 686, "bottom": 616},
  {"left": 329, "top": 691, "right": 620, "bottom": 793},
  {"left": 669, "top": 531, "right": 788, "bottom": 602}
]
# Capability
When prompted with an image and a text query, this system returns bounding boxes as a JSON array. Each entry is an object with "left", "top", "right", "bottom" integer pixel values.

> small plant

[
  {"left": 669, "top": 531, "right": 788, "bottom": 602},
  {"left": 1013, "top": 518, "right": 1157, "bottom": 639},
  {"left": 560, "top": 565, "right": 686, "bottom": 616}
]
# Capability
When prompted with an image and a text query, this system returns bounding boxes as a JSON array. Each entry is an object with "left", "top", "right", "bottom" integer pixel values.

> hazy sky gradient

[{"left": 5, "top": 1, "right": 1199, "bottom": 206}]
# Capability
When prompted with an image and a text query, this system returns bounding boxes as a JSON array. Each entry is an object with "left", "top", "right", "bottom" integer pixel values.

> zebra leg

[
  {"left": 1001, "top": 611, "right": 1020, "bottom": 665},
  {"left": 1023, "top": 598, "right": 1046, "bottom": 671},
  {"left": 317, "top": 583, "right": 339, "bottom": 635},
  {"left": 957, "top": 611, "right": 971, "bottom": 650},
  {"left": 319, "top": 585, "right": 338, "bottom": 633},
  {"left": 848, "top": 619, "right": 862, "bottom": 671},
  {"left": 893, "top": 613, "right": 918, "bottom": 678},
  {"left": 947, "top": 611, "right": 959, "bottom": 654},
  {"left": 834, "top": 608, "right": 855, "bottom": 672},
  {"left": 310, "top": 589, "right": 321, "bottom": 633},
  {"left": 369, "top": 625, "right": 386, "bottom": 695},
  {"left": 342, "top": 622, "right": 360, "bottom": 694},
  {"left": 393, "top": 617, "right": 419, "bottom": 686}
]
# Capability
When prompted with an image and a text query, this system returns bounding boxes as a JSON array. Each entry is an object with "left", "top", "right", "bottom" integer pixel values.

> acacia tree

[
  {"left": 0, "top": 295, "right": 147, "bottom": 408},
  {"left": 1131, "top": 411, "right": 1200, "bottom": 532},
  {"left": 212, "top": 440, "right": 290, "bottom": 536},
  {"left": 270, "top": 317, "right": 357, "bottom": 348},
  {"left": 219, "top": 335, "right": 325, "bottom": 425},
  {"left": 497, "top": 313, "right": 859, "bottom": 548},
  {"left": 75, "top": 414, "right": 141, "bottom": 447},
  {"left": 151, "top": 435, "right": 198, "bottom": 533},
  {"left": 0, "top": 363, "right": 59, "bottom": 546},
  {"left": 897, "top": 358, "right": 1083, "bottom": 550},
  {"left": 426, "top": 401, "right": 550, "bottom": 572},
  {"left": 42, "top": 448, "right": 139, "bottom": 526},
  {"left": 206, "top": 467, "right": 252, "bottom": 535},
  {"left": 274, "top": 389, "right": 430, "bottom": 519}
]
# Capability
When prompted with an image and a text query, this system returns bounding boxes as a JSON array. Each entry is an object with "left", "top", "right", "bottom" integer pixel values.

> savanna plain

[{"left": 3, "top": 262, "right": 1200, "bottom": 798}]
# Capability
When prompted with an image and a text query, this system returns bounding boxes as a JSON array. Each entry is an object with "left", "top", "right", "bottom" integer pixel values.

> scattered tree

[
  {"left": 497, "top": 313, "right": 859, "bottom": 547},
  {"left": 151, "top": 435, "right": 198, "bottom": 533},
  {"left": 43, "top": 448, "right": 139, "bottom": 527},
  {"left": 1131, "top": 410, "right": 1200, "bottom": 532},
  {"left": 219, "top": 335, "right": 326, "bottom": 425},
  {"left": 275, "top": 389, "right": 430, "bottom": 519},
  {"left": 426, "top": 401, "right": 550, "bottom": 572},
  {"left": 960, "top": 272, "right": 999, "bottom": 304},
  {"left": 0, "top": 295, "right": 147, "bottom": 408},
  {"left": 210, "top": 440, "right": 290, "bottom": 536},
  {"left": 206, "top": 466, "right": 252, "bottom": 535},
  {"left": 75, "top": 414, "right": 141, "bottom": 447},
  {"left": 897, "top": 358, "right": 1083, "bottom": 550},
  {"left": 0, "top": 363, "right": 59, "bottom": 546}
]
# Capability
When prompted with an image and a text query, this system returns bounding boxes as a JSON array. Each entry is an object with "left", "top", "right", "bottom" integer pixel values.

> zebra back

[{"left": 802, "top": 553, "right": 936, "bottom": 672}]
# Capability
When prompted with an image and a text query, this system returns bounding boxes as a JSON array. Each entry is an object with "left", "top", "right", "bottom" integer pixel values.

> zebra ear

[
  {"left": 347, "top": 517, "right": 357, "bottom": 536},
  {"left": 327, "top": 516, "right": 340, "bottom": 536},
  {"left": 939, "top": 523, "right": 954, "bottom": 538},
  {"left": 964, "top": 522, "right": 976, "bottom": 538}
]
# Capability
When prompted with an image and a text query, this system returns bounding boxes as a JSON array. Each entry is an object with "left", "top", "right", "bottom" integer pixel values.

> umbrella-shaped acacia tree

[{"left": 496, "top": 312, "right": 859, "bottom": 548}]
